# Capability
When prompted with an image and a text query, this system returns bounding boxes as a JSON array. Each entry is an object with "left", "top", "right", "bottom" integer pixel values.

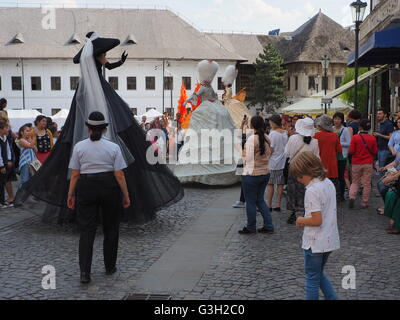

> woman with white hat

[{"left": 284, "top": 117, "right": 320, "bottom": 224}]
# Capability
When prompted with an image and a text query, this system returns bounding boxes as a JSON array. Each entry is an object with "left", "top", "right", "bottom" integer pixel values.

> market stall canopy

[
  {"left": 348, "top": 27, "right": 400, "bottom": 67},
  {"left": 325, "top": 65, "right": 387, "bottom": 99},
  {"left": 281, "top": 96, "right": 353, "bottom": 116},
  {"left": 7, "top": 109, "right": 42, "bottom": 132},
  {"left": 52, "top": 109, "right": 70, "bottom": 129},
  {"left": 139, "top": 108, "right": 163, "bottom": 122}
]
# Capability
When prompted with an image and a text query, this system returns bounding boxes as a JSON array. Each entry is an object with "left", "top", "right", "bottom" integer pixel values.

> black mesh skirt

[{"left": 15, "top": 77, "right": 184, "bottom": 224}]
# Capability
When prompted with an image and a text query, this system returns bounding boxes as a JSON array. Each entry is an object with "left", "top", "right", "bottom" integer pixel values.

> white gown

[{"left": 173, "top": 85, "right": 240, "bottom": 185}]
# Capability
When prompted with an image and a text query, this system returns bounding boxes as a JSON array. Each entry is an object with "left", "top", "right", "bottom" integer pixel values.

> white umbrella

[
  {"left": 7, "top": 109, "right": 42, "bottom": 132},
  {"left": 52, "top": 109, "right": 70, "bottom": 129},
  {"left": 280, "top": 97, "right": 353, "bottom": 116},
  {"left": 140, "top": 108, "right": 163, "bottom": 122}
]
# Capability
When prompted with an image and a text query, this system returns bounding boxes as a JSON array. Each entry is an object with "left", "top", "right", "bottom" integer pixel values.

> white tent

[
  {"left": 52, "top": 109, "right": 70, "bottom": 129},
  {"left": 280, "top": 95, "right": 353, "bottom": 116},
  {"left": 139, "top": 108, "right": 163, "bottom": 122},
  {"left": 7, "top": 109, "right": 42, "bottom": 132}
]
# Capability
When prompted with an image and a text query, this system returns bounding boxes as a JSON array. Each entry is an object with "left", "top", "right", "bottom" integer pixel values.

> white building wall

[{"left": 0, "top": 59, "right": 236, "bottom": 116}]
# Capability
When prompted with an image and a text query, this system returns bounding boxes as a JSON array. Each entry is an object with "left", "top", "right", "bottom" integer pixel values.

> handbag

[
  {"left": 359, "top": 134, "right": 376, "bottom": 160},
  {"left": 283, "top": 143, "right": 306, "bottom": 184},
  {"left": 29, "top": 158, "right": 42, "bottom": 176}
]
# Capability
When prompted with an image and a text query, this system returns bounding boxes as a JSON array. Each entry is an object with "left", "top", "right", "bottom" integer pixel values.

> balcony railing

[{"left": 360, "top": 0, "right": 400, "bottom": 41}]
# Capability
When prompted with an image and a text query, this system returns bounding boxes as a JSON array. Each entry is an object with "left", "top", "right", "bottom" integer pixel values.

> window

[
  {"left": 108, "top": 77, "right": 118, "bottom": 90},
  {"left": 127, "top": 77, "right": 137, "bottom": 90},
  {"left": 51, "top": 108, "right": 61, "bottom": 116},
  {"left": 70, "top": 77, "right": 79, "bottom": 90},
  {"left": 308, "top": 76, "right": 316, "bottom": 90},
  {"left": 217, "top": 77, "right": 224, "bottom": 90},
  {"left": 146, "top": 77, "right": 156, "bottom": 90},
  {"left": 31, "top": 77, "right": 41, "bottom": 91},
  {"left": 51, "top": 77, "right": 61, "bottom": 91},
  {"left": 165, "top": 108, "right": 173, "bottom": 116},
  {"left": 34, "top": 108, "right": 43, "bottom": 114},
  {"left": 287, "top": 77, "right": 291, "bottom": 91},
  {"left": 12, "top": 77, "right": 22, "bottom": 91},
  {"left": 322, "top": 76, "right": 329, "bottom": 91},
  {"left": 335, "top": 76, "right": 343, "bottom": 89},
  {"left": 182, "top": 77, "right": 191, "bottom": 90},
  {"left": 131, "top": 108, "right": 137, "bottom": 115},
  {"left": 146, "top": 107, "right": 156, "bottom": 112},
  {"left": 0, "top": 77, "right": 2, "bottom": 91},
  {"left": 164, "top": 77, "right": 173, "bottom": 90},
  {"left": 295, "top": 76, "right": 299, "bottom": 91}
]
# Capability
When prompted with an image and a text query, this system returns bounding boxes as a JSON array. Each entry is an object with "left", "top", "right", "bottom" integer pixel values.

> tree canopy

[{"left": 250, "top": 43, "right": 287, "bottom": 112}]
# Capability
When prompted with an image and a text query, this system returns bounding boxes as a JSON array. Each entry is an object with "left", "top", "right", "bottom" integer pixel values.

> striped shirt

[{"left": 18, "top": 139, "right": 35, "bottom": 168}]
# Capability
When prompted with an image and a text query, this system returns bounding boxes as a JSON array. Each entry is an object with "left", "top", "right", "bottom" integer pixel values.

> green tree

[
  {"left": 250, "top": 44, "right": 287, "bottom": 112},
  {"left": 340, "top": 67, "right": 369, "bottom": 114}
]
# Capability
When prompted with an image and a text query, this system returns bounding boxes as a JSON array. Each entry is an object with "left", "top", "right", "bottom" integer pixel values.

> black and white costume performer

[{"left": 15, "top": 32, "right": 184, "bottom": 223}]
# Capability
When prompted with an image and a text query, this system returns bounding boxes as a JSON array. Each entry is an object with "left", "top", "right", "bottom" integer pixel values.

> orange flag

[{"left": 177, "top": 81, "right": 188, "bottom": 123}]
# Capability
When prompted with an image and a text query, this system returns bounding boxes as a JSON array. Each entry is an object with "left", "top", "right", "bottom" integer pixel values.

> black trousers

[{"left": 76, "top": 174, "right": 122, "bottom": 275}]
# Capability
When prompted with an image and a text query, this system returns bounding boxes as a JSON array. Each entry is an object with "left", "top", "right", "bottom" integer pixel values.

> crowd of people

[
  {"left": 233, "top": 109, "right": 400, "bottom": 299},
  {"left": 234, "top": 109, "right": 400, "bottom": 235},
  {"left": 0, "top": 98, "right": 61, "bottom": 208},
  {"left": 138, "top": 111, "right": 186, "bottom": 159}
]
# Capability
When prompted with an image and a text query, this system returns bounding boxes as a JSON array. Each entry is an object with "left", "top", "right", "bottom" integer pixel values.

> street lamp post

[
  {"left": 321, "top": 55, "right": 330, "bottom": 114},
  {"left": 16, "top": 59, "right": 26, "bottom": 110},
  {"left": 350, "top": 0, "right": 368, "bottom": 110}
]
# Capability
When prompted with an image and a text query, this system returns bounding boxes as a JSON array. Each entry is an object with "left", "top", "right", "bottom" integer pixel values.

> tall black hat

[{"left": 73, "top": 31, "right": 121, "bottom": 63}]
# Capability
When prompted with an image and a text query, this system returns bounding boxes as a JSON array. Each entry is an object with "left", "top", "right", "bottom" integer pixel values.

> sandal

[{"left": 387, "top": 228, "right": 400, "bottom": 235}]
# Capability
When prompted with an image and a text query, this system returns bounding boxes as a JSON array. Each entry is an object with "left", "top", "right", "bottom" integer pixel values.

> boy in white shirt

[{"left": 290, "top": 151, "right": 340, "bottom": 300}]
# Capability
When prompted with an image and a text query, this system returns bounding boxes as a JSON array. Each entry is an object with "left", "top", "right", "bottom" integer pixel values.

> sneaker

[
  {"left": 0, "top": 204, "right": 7, "bottom": 209},
  {"left": 287, "top": 213, "right": 297, "bottom": 224},
  {"left": 232, "top": 201, "right": 245, "bottom": 208},
  {"left": 348, "top": 199, "right": 355, "bottom": 209},
  {"left": 4, "top": 201, "right": 14, "bottom": 208},
  {"left": 238, "top": 227, "right": 256, "bottom": 234},
  {"left": 337, "top": 195, "right": 345, "bottom": 202},
  {"left": 257, "top": 227, "right": 274, "bottom": 234},
  {"left": 105, "top": 267, "right": 117, "bottom": 275}
]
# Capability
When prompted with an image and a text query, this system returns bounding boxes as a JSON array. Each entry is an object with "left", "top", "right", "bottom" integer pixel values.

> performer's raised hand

[{"left": 121, "top": 51, "right": 128, "bottom": 64}]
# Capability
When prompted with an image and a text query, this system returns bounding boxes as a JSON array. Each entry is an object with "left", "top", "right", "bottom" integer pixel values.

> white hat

[
  {"left": 295, "top": 117, "right": 315, "bottom": 137},
  {"left": 222, "top": 65, "right": 237, "bottom": 86},
  {"left": 198, "top": 60, "right": 219, "bottom": 85}
]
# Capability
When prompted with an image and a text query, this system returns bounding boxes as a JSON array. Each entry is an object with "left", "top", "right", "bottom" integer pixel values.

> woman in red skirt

[{"left": 34, "top": 115, "right": 54, "bottom": 164}]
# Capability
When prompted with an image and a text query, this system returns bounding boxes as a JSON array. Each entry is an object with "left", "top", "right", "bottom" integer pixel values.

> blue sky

[{"left": 1, "top": 0, "right": 371, "bottom": 33}]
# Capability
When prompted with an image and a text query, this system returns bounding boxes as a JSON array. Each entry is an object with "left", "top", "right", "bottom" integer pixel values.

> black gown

[{"left": 15, "top": 51, "right": 184, "bottom": 224}]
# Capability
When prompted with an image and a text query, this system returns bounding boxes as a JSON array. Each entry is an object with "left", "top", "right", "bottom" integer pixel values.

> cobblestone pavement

[
  {"left": 0, "top": 182, "right": 399, "bottom": 300},
  {"left": 180, "top": 192, "right": 400, "bottom": 300},
  {"left": 0, "top": 185, "right": 225, "bottom": 300}
]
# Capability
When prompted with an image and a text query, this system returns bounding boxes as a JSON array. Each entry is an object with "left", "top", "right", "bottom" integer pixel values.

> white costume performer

[
  {"left": 222, "top": 65, "right": 252, "bottom": 129},
  {"left": 173, "top": 60, "right": 240, "bottom": 185}
]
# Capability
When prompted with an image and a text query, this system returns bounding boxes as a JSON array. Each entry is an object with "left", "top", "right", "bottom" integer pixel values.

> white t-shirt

[
  {"left": 302, "top": 178, "right": 340, "bottom": 253},
  {"left": 268, "top": 130, "right": 288, "bottom": 170},
  {"left": 69, "top": 137, "right": 127, "bottom": 174}
]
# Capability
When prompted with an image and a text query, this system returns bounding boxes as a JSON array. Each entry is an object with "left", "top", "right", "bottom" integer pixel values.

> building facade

[
  {"left": 358, "top": 0, "right": 400, "bottom": 114},
  {"left": 0, "top": 58, "right": 234, "bottom": 116},
  {"left": 0, "top": 7, "right": 243, "bottom": 116},
  {"left": 208, "top": 12, "right": 354, "bottom": 109}
]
